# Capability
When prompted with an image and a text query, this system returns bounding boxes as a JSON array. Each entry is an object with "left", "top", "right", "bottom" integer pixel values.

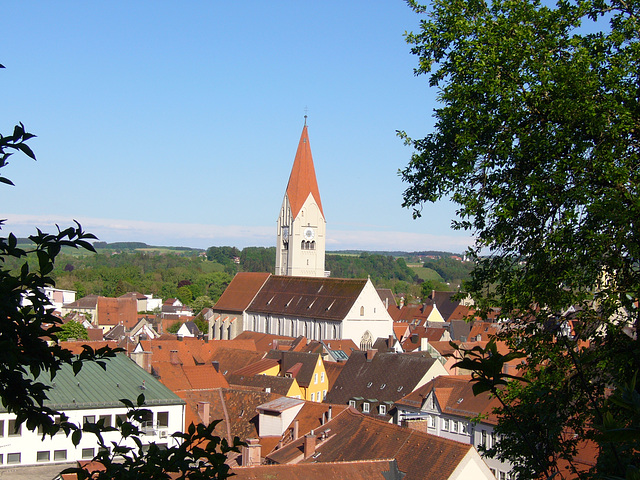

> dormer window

[
  {"left": 379, "top": 405, "right": 387, "bottom": 415},
  {"left": 363, "top": 403, "right": 370, "bottom": 413}
]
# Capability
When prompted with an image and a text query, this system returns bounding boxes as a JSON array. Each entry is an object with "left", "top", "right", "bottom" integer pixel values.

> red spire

[{"left": 286, "top": 125, "right": 324, "bottom": 218}]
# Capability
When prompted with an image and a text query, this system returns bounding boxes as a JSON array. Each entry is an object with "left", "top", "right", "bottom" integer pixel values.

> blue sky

[{"left": 1, "top": 1, "right": 472, "bottom": 253}]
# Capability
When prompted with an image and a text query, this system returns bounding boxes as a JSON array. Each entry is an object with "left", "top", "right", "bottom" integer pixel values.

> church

[{"left": 209, "top": 122, "right": 393, "bottom": 347}]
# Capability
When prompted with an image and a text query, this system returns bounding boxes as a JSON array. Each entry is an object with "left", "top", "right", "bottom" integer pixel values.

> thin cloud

[{"left": 0, "top": 214, "right": 473, "bottom": 252}]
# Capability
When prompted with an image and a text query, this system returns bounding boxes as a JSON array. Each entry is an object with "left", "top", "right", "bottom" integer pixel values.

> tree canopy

[{"left": 401, "top": 0, "right": 639, "bottom": 477}]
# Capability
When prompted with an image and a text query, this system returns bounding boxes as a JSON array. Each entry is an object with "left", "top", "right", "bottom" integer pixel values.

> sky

[{"left": 1, "top": 1, "right": 473, "bottom": 253}]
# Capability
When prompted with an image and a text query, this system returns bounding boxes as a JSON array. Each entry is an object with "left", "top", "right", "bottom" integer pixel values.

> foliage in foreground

[
  {"left": 0, "top": 118, "right": 240, "bottom": 477},
  {"left": 402, "top": 0, "right": 639, "bottom": 478}
]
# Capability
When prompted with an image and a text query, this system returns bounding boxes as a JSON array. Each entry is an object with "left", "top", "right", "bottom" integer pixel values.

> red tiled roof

[
  {"left": 267, "top": 408, "right": 475, "bottom": 480},
  {"left": 97, "top": 297, "right": 138, "bottom": 328},
  {"left": 214, "top": 272, "right": 271, "bottom": 312},
  {"left": 231, "top": 459, "right": 397, "bottom": 480},
  {"left": 286, "top": 125, "right": 324, "bottom": 218}
]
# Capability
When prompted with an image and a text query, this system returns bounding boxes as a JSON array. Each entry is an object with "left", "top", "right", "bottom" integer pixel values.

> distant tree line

[{"left": 423, "top": 257, "right": 474, "bottom": 284}]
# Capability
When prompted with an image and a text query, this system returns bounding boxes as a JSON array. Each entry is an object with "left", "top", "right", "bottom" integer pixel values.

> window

[
  {"left": 349, "top": 400, "right": 356, "bottom": 408},
  {"left": 0, "top": 454, "right": 3, "bottom": 464},
  {"left": 83, "top": 415, "right": 96, "bottom": 425},
  {"left": 452, "top": 421, "right": 458, "bottom": 433},
  {"left": 500, "top": 472, "right": 507, "bottom": 480},
  {"left": 310, "top": 392, "right": 315, "bottom": 402},
  {"left": 363, "top": 403, "right": 370, "bottom": 413},
  {"left": 0, "top": 419, "right": 4, "bottom": 437},
  {"left": 8, "top": 419, "right": 21, "bottom": 436},
  {"left": 7, "top": 453, "right": 20, "bottom": 464},
  {"left": 54, "top": 450, "right": 67, "bottom": 461},
  {"left": 427, "top": 415, "right": 435, "bottom": 428},
  {"left": 82, "top": 448, "right": 95, "bottom": 460},
  {"left": 314, "top": 373, "right": 318, "bottom": 384},
  {"left": 443, "top": 418, "right": 450, "bottom": 431},
  {"left": 481, "top": 430, "right": 487, "bottom": 447},
  {"left": 323, "top": 390, "right": 327, "bottom": 400},
  {"left": 491, "top": 431, "right": 496, "bottom": 448},
  {"left": 37, "top": 451, "right": 50, "bottom": 462},
  {"left": 379, "top": 405, "right": 387, "bottom": 415},
  {"left": 157, "top": 412, "right": 169, "bottom": 428},
  {"left": 99, "top": 415, "right": 112, "bottom": 428},
  {"left": 461, "top": 422, "right": 469, "bottom": 434},
  {"left": 320, "top": 372, "right": 325, "bottom": 383},
  {"left": 360, "top": 306, "right": 365, "bottom": 316}
]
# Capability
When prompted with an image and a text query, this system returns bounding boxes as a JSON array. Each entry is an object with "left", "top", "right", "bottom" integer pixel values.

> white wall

[
  {"left": 0, "top": 403, "right": 184, "bottom": 468},
  {"left": 341, "top": 279, "right": 394, "bottom": 346}
]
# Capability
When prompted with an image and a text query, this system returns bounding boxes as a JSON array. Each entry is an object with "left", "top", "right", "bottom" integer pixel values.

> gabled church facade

[{"left": 275, "top": 123, "right": 327, "bottom": 277}]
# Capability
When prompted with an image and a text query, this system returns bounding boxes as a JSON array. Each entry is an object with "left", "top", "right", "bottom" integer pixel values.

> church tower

[{"left": 275, "top": 122, "right": 326, "bottom": 277}]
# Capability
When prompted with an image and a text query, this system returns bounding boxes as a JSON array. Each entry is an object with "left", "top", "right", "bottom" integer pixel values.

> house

[
  {"left": 264, "top": 351, "right": 329, "bottom": 402},
  {"left": 42, "top": 287, "right": 76, "bottom": 312},
  {"left": 0, "top": 354, "right": 184, "bottom": 469},
  {"left": 324, "top": 350, "right": 448, "bottom": 419},
  {"left": 176, "top": 321, "right": 201, "bottom": 338},
  {"left": 61, "top": 295, "right": 138, "bottom": 331},
  {"left": 227, "top": 372, "right": 303, "bottom": 398},
  {"left": 265, "top": 407, "right": 496, "bottom": 480},
  {"left": 394, "top": 374, "right": 510, "bottom": 478}
]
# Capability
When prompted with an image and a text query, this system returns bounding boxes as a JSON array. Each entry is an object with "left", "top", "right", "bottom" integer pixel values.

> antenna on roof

[{"left": 304, "top": 106, "right": 308, "bottom": 125}]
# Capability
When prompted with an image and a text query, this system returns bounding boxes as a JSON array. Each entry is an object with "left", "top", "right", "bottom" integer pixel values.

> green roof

[{"left": 2, "top": 354, "right": 184, "bottom": 412}]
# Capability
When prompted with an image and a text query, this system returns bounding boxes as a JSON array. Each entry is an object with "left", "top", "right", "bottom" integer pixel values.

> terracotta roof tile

[
  {"left": 214, "top": 272, "right": 271, "bottom": 312},
  {"left": 231, "top": 459, "right": 397, "bottom": 480},
  {"left": 97, "top": 297, "right": 138, "bottom": 328},
  {"left": 267, "top": 408, "right": 474, "bottom": 480}
]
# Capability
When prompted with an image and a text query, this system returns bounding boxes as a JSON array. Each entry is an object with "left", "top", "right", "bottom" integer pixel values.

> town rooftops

[
  {"left": 266, "top": 407, "right": 482, "bottom": 480},
  {"left": 7, "top": 353, "right": 184, "bottom": 412}
]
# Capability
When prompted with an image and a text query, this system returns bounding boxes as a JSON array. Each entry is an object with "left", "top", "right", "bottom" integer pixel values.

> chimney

[
  {"left": 366, "top": 349, "right": 377, "bottom": 361},
  {"left": 211, "top": 361, "right": 220, "bottom": 372},
  {"left": 197, "top": 402, "right": 210, "bottom": 424},
  {"left": 303, "top": 431, "right": 316, "bottom": 459},
  {"left": 293, "top": 419, "right": 299, "bottom": 439},
  {"left": 399, "top": 297, "right": 405, "bottom": 308},
  {"left": 170, "top": 350, "right": 181, "bottom": 365},
  {"left": 385, "top": 297, "right": 389, "bottom": 309},
  {"left": 242, "top": 438, "right": 262, "bottom": 467},
  {"left": 327, "top": 406, "right": 332, "bottom": 422},
  {"left": 388, "top": 335, "right": 394, "bottom": 349}
]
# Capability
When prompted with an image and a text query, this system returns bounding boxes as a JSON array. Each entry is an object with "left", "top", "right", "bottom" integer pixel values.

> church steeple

[
  {"left": 285, "top": 125, "right": 324, "bottom": 219},
  {"left": 275, "top": 123, "right": 327, "bottom": 278}
]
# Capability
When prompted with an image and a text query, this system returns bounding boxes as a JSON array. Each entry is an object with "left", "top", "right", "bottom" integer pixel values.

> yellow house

[
  {"left": 226, "top": 358, "right": 305, "bottom": 399},
  {"left": 266, "top": 351, "right": 328, "bottom": 402}
]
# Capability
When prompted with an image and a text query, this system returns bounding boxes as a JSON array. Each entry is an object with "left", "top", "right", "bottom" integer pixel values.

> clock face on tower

[{"left": 303, "top": 227, "right": 315, "bottom": 240}]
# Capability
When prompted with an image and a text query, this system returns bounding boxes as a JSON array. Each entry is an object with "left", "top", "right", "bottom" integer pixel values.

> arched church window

[
  {"left": 310, "top": 241, "right": 315, "bottom": 250},
  {"left": 301, "top": 240, "right": 306, "bottom": 250},
  {"left": 360, "top": 306, "right": 365, "bottom": 316}
]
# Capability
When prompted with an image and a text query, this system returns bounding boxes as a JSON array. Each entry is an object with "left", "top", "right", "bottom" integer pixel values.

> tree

[
  {"left": 401, "top": 0, "right": 639, "bottom": 478},
  {"left": 57, "top": 320, "right": 89, "bottom": 341},
  {"left": 0, "top": 114, "right": 240, "bottom": 477}
]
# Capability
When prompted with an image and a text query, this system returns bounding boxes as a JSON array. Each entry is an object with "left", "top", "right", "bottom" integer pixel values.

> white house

[
  {"left": 0, "top": 354, "right": 184, "bottom": 470},
  {"left": 395, "top": 374, "right": 512, "bottom": 479}
]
